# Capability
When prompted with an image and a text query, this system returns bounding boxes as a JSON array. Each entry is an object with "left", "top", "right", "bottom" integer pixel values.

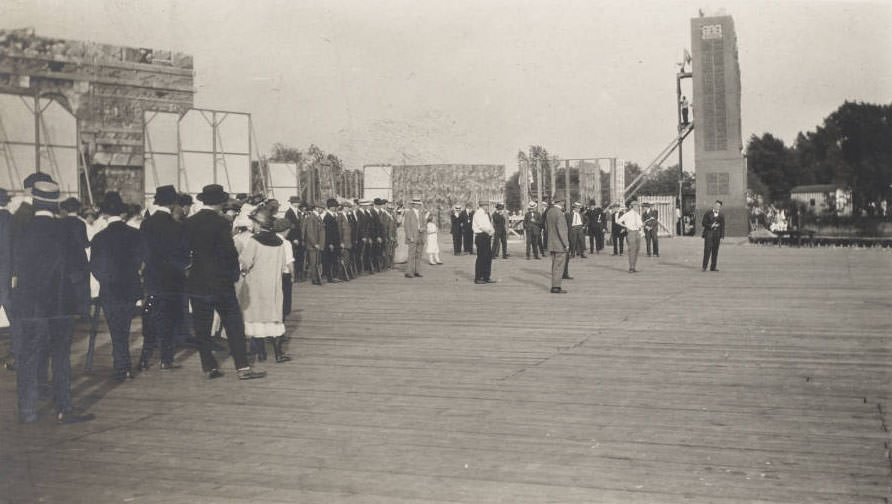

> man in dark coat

[
  {"left": 585, "top": 202, "right": 606, "bottom": 254},
  {"left": 90, "top": 192, "right": 144, "bottom": 380},
  {"left": 11, "top": 180, "right": 94, "bottom": 424},
  {"left": 701, "top": 200, "right": 725, "bottom": 272},
  {"left": 322, "top": 199, "right": 341, "bottom": 283},
  {"left": 522, "top": 201, "right": 543, "bottom": 260},
  {"left": 610, "top": 203, "right": 626, "bottom": 256},
  {"left": 0, "top": 189, "right": 11, "bottom": 327},
  {"left": 642, "top": 202, "right": 660, "bottom": 257},
  {"left": 185, "top": 184, "right": 265, "bottom": 380},
  {"left": 303, "top": 202, "right": 325, "bottom": 285},
  {"left": 284, "top": 197, "right": 306, "bottom": 281},
  {"left": 544, "top": 198, "right": 569, "bottom": 294},
  {"left": 462, "top": 204, "right": 475, "bottom": 254},
  {"left": 58, "top": 197, "right": 91, "bottom": 316},
  {"left": 491, "top": 203, "right": 509, "bottom": 259},
  {"left": 139, "top": 185, "right": 189, "bottom": 370},
  {"left": 449, "top": 204, "right": 465, "bottom": 255}
]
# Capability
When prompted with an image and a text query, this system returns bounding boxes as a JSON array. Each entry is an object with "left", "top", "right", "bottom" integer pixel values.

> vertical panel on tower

[{"left": 691, "top": 15, "right": 747, "bottom": 236}]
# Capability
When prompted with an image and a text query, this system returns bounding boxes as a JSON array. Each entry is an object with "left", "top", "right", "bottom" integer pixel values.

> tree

[{"left": 745, "top": 133, "right": 797, "bottom": 202}]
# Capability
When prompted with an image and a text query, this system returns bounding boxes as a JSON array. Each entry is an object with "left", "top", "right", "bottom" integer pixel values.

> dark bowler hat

[
  {"left": 0, "top": 188, "right": 10, "bottom": 206},
  {"left": 641, "top": 201, "right": 652, "bottom": 207},
  {"left": 100, "top": 191, "right": 125, "bottom": 215},
  {"left": 373, "top": 198, "right": 385, "bottom": 206},
  {"left": 23, "top": 171, "right": 53, "bottom": 189},
  {"left": 197, "top": 184, "right": 229, "bottom": 205},
  {"left": 178, "top": 193, "right": 193, "bottom": 207},
  {"left": 298, "top": 202, "right": 309, "bottom": 210},
  {"left": 496, "top": 203, "right": 505, "bottom": 210},
  {"left": 326, "top": 198, "right": 338, "bottom": 208},
  {"left": 154, "top": 185, "right": 178, "bottom": 206}
]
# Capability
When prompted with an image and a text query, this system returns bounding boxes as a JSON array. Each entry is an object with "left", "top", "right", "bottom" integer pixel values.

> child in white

[{"left": 425, "top": 214, "right": 442, "bottom": 265}]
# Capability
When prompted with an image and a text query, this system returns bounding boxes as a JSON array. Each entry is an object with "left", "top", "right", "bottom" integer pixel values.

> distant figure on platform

[
  {"left": 616, "top": 199, "right": 644, "bottom": 273},
  {"left": 701, "top": 200, "right": 725, "bottom": 272},
  {"left": 472, "top": 201, "right": 495, "bottom": 284},
  {"left": 462, "top": 203, "right": 475, "bottom": 255},
  {"left": 681, "top": 96, "right": 690, "bottom": 125},
  {"left": 449, "top": 205, "right": 464, "bottom": 255},
  {"left": 491, "top": 203, "right": 509, "bottom": 259},
  {"left": 523, "top": 201, "right": 542, "bottom": 260},
  {"left": 642, "top": 202, "right": 660, "bottom": 257},
  {"left": 403, "top": 198, "right": 425, "bottom": 278},
  {"left": 425, "top": 214, "right": 442, "bottom": 265},
  {"left": 544, "top": 198, "right": 569, "bottom": 294}
]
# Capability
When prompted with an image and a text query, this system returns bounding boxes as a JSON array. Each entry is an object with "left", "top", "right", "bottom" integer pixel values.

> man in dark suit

[
  {"left": 90, "top": 192, "right": 145, "bottom": 380},
  {"left": 642, "top": 202, "right": 660, "bottom": 257},
  {"left": 348, "top": 202, "right": 361, "bottom": 275},
  {"left": 522, "top": 201, "right": 542, "bottom": 260},
  {"left": 337, "top": 201, "right": 355, "bottom": 279},
  {"left": 303, "top": 202, "right": 326, "bottom": 285},
  {"left": 544, "top": 198, "right": 569, "bottom": 294},
  {"left": 284, "top": 197, "right": 306, "bottom": 281},
  {"left": 610, "top": 203, "right": 626, "bottom": 256},
  {"left": 701, "top": 200, "right": 725, "bottom": 272},
  {"left": 322, "top": 198, "right": 341, "bottom": 283},
  {"left": 449, "top": 205, "right": 465, "bottom": 256},
  {"left": 491, "top": 203, "right": 509, "bottom": 259},
  {"left": 11, "top": 180, "right": 94, "bottom": 424},
  {"left": 139, "top": 185, "right": 189, "bottom": 371},
  {"left": 585, "top": 202, "right": 606, "bottom": 254},
  {"left": 0, "top": 189, "right": 12, "bottom": 369},
  {"left": 462, "top": 204, "right": 475, "bottom": 254},
  {"left": 58, "top": 197, "right": 91, "bottom": 317},
  {"left": 185, "top": 184, "right": 265, "bottom": 380}
]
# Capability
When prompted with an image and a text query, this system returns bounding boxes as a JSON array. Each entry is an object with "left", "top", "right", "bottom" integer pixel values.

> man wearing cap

[
  {"left": 569, "top": 202, "right": 587, "bottom": 258},
  {"left": 701, "top": 200, "right": 725, "bottom": 272},
  {"left": 642, "top": 202, "right": 660, "bottom": 257},
  {"left": 462, "top": 203, "right": 475, "bottom": 255},
  {"left": 403, "top": 198, "right": 425, "bottom": 278},
  {"left": 544, "top": 198, "right": 569, "bottom": 294},
  {"left": 491, "top": 203, "right": 509, "bottom": 260},
  {"left": 472, "top": 201, "right": 496, "bottom": 284},
  {"left": 615, "top": 199, "right": 644, "bottom": 273},
  {"left": 449, "top": 204, "right": 465, "bottom": 256},
  {"left": 322, "top": 198, "right": 342, "bottom": 283},
  {"left": 139, "top": 185, "right": 189, "bottom": 370},
  {"left": 303, "top": 202, "right": 326, "bottom": 285},
  {"left": 522, "top": 201, "right": 542, "bottom": 260},
  {"left": 11, "top": 179, "right": 94, "bottom": 423},
  {"left": 90, "top": 192, "right": 145, "bottom": 381},
  {"left": 185, "top": 184, "right": 265, "bottom": 380}
]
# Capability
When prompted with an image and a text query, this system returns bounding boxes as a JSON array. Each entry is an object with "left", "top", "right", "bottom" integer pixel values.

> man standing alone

[
  {"left": 403, "top": 198, "right": 425, "bottom": 278},
  {"left": 523, "top": 201, "right": 542, "bottom": 259},
  {"left": 616, "top": 199, "right": 644, "bottom": 273},
  {"left": 544, "top": 199, "right": 569, "bottom": 294},
  {"left": 472, "top": 201, "right": 495, "bottom": 284},
  {"left": 701, "top": 200, "right": 725, "bottom": 272},
  {"left": 450, "top": 205, "right": 464, "bottom": 256}
]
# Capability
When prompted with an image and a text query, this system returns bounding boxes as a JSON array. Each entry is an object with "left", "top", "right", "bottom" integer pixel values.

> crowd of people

[{"left": 0, "top": 170, "right": 726, "bottom": 424}]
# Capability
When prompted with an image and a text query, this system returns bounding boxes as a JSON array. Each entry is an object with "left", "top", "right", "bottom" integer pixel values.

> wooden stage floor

[{"left": 1, "top": 236, "right": 890, "bottom": 503}]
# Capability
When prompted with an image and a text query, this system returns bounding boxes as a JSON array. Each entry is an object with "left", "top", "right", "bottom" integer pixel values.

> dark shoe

[
  {"left": 256, "top": 353, "right": 267, "bottom": 362},
  {"left": 207, "top": 368, "right": 224, "bottom": 379},
  {"left": 580, "top": 254, "right": 587, "bottom": 258},
  {"left": 550, "top": 287, "right": 568, "bottom": 294},
  {"left": 4, "top": 361, "right": 15, "bottom": 372},
  {"left": 405, "top": 274, "right": 414, "bottom": 278},
  {"left": 484, "top": 279, "right": 497, "bottom": 283},
  {"left": 136, "top": 359, "right": 150, "bottom": 371},
  {"left": 114, "top": 369, "right": 134, "bottom": 381},
  {"left": 57, "top": 411, "right": 95, "bottom": 424},
  {"left": 275, "top": 354, "right": 292, "bottom": 363},
  {"left": 159, "top": 362, "right": 181, "bottom": 370},
  {"left": 474, "top": 280, "right": 486, "bottom": 284},
  {"left": 562, "top": 275, "right": 573, "bottom": 280},
  {"left": 710, "top": 268, "right": 719, "bottom": 272},
  {"left": 237, "top": 368, "right": 266, "bottom": 380},
  {"left": 654, "top": 254, "right": 660, "bottom": 257},
  {"left": 414, "top": 273, "right": 423, "bottom": 277},
  {"left": 535, "top": 256, "right": 541, "bottom": 259}
]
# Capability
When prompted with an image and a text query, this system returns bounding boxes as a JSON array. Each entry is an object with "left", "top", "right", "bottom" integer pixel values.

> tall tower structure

[{"left": 690, "top": 15, "right": 747, "bottom": 235}]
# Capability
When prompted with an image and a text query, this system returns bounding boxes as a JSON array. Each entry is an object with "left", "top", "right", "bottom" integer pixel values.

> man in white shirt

[
  {"left": 472, "top": 201, "right": 496, "bottom": 284},
  {"left": 615, "top": 199, "right": 644, "bottom": 273}
]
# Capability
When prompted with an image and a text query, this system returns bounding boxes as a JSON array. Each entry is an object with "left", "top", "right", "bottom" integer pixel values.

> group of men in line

[{"left": 283, "top": 196, "right": 399, "bottom": 285}]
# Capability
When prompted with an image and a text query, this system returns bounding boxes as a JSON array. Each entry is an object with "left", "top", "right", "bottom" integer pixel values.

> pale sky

[{"left": 3, "top": 0, "right": 891, "bottom": 175}]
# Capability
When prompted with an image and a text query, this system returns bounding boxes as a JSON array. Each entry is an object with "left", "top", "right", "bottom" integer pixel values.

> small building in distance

[{"left": 790, "top": 184, "right": 853, "bottom": 216}]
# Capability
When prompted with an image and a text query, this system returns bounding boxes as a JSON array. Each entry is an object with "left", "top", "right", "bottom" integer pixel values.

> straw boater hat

[
  {"left": 453, "top": 204, "right": 462, "bottom": 210},
  {"left": 31, "top": 180, "right": 60, "bottom": 211},
  {"left": 528, "top": 201, "right": 537, "bottom": 208},
  {"left": 573, "top": 201, "right": 582, "bottom": 208},
  {"left": 411, "top": 198, "right": 422, "bottom": 205}
]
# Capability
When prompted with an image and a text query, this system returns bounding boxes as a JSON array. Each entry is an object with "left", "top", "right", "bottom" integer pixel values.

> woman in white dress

[
  {"left": 238, "top": 208, "right": 291, "bottom": 363},
  {"left": 425, "top": 214, "right": 442, "bottom": 265}
]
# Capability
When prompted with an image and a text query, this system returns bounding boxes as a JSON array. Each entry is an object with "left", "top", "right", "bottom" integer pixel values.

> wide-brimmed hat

[
  {"left": 358, "top": 199, "right": 372, "bottom": 206},
  {"left": 196, "top": 184, "right": 229, "bottom": 205},
  {"left": 572, "top": 201, "right": 582, "bottom": 208},
  {"left": 641, "top": 201, "right": 652, "bottom": 207},
  {"left": 373, "top": 197, "right": 385, "bottom": 206},
  {"left": 32, "top": 180, "right": 60, "bottom": 211},
  {"left": 23, "top": 172, "right": 53, "bottom": 190},
  {"left": 178, "top": 193, "right": 193, "bottom": 207},
  {"left": 527, "top": 201, "right": 537, "bottom": 208},
  {"left": 496, "top": 203, "right": 505, "bottom": 210},
  {"left": 326, "top": 198, "right": 339, "bottom": 208},
  {"left": 100, "top": 191, "right": 125, "bottom": 215},
  {"left": 154, "top": 185, "right": 178, "bottom": 206}
]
